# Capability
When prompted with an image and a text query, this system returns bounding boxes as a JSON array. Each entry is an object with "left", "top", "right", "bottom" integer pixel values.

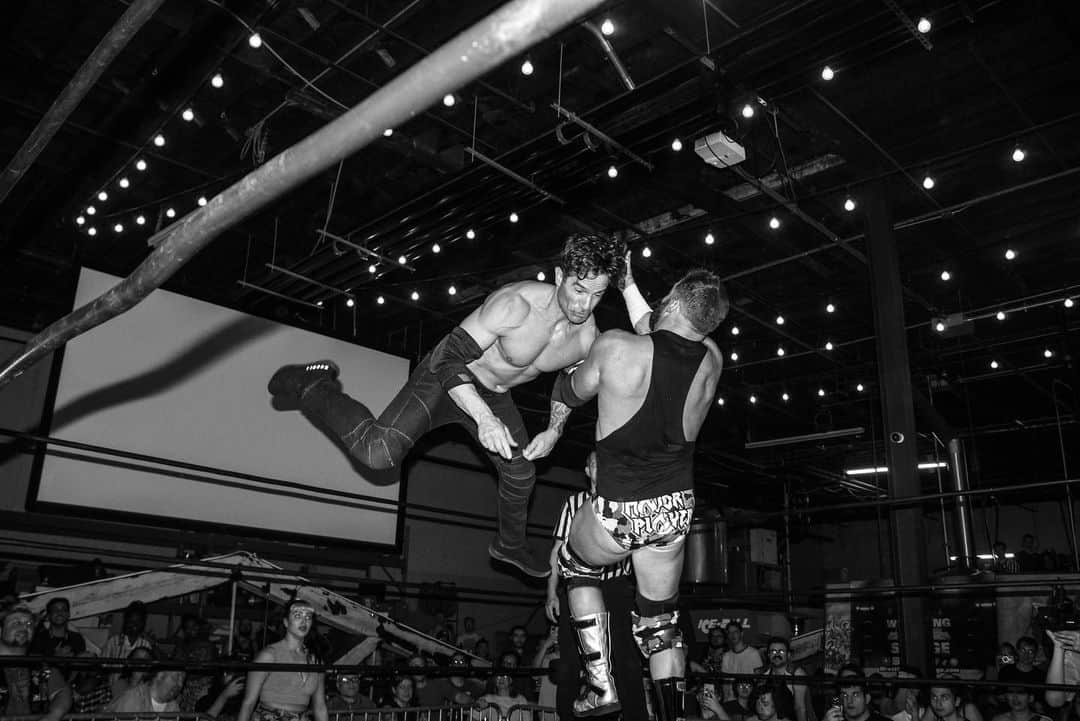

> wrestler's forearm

[
  {"left": 622, "top": 282, "right": 652, "bottom": 335},
  {"left": 447, "top": 383, "right": 499, "bottom": 425},
  {"left": 545, "top": 400, "right": 571, "bottom": 434}
]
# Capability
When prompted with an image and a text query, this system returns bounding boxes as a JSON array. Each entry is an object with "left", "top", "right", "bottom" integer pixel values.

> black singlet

[{"left": 595, "top": 330, "right": 707, "bottom": 501}]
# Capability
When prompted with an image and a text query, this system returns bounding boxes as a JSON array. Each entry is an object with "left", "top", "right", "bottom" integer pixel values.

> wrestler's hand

[
  {"left": 1047, "top": 629, "right": 1080, "bottom": 651},
  {"left": 545, "top": 594, "right": 560, "bottom": 623},
  {"left": 618, "top": 250, "right": 634, "bottom": 291},
  {"left": 477, "top": 414, "right": 518, "bottom": 460},
  {"left": 523, "top": 429, "right": 560, "bottom": 460}
]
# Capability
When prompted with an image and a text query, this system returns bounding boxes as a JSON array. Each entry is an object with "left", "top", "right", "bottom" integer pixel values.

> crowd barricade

[
  {"left": 328, "top": 705, "right": 555, "bottom": 721},
  {"left": 0, "top": 714, "right": 214, "bottom": 721}
]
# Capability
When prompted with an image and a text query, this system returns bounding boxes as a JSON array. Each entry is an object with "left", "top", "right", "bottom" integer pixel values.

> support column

[{"left": 864, "top": 181, "right": 929, "bottom": 671}]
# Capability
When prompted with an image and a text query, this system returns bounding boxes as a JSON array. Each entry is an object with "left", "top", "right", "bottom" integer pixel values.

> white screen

[{"left": 34, "top": 268, "right": 407, "bottom": 547}]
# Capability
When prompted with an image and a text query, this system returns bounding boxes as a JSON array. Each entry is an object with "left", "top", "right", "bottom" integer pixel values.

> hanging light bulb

[
  {"left": 398, "top": 255, "right": 407, "bottom": 265},
  {"left": 98, "top": 191, "right": 108, "bottom": 202},
  {"left": 917, "top": 17, "right": 932, "bottom": 33},
  {"left": 197, "top": 196, "right": 207, "bottom": 207},
  {"left": 182, "top": 108, "right": 195, "bottom": 122},
  {"left": 775, "top": 315, "right": 785, "bottom": 325},
  {"left": 717, "top": 397, "right": 725, "bottom": 406},
  {"left": 996, "top": 311, "right": 1006, "bottom": 321},
  {"left": 704, "top": 233, "right": 715, "bottom": 245},
  {"left": 537, "top": 271, "right": 546, "bottom": 281},
  {"left": 316, "top": 300, "right": 324, "bottom": 308},
  {"left": 376, "top": 296, "right": 385, "bottom": 305},
  {"left": 153, "top": 134, "right": 165, "bottom": 147},
  {"left": 345, "top": 297, "right": 355, "bottom": 308},
  {"left": 1066, "top": 298, "right": 1075, "bottom": 308},
  {"left": 731, "top": 326, "right": 740, "bottom": 336},
  {"left": 671, "top": 138, "right": 683, "bottom": 152},
  {"left": 730, "top": 351, "right": 739, "bottom": 362},
  {"left": 509, "top": 211, "right": 519, "bottom": 223},
  {"left": 844, "top": 197, "right": 856, "bottom": 212},
  {"left": 990, "top": 360, "right": 999, "bottom": 369},
  {"left": 1044, "top": 348, "right": 1054, "bottom": 359},
  {"left": 119, "top": 177, "right": 130, "bottom": 189},
  {"left": 600, "top": 18, "right": 615, "bottom": 36},
  {"left": 211, "top": 73, "right": 224, "bottom": 88},
  {"left": 856, "top": 383, "right": 865, "bottom": 392},
  {"left": 818, "top": 388, "right": 826, "bottom": 397},
  {"left": 922, "top": 174, "right": 935, "bottom": 189},
  {"left": 432, "top": 243, "right": 441, "bottom": 254},
  {"left": 442, "top": 93, "right": 456, "bottom": 107},
  {"left": 86, "top": 205, "right": 96, "bottom": 215},
  {"left": 935, "top": 321, "right": 946, "bottom": 332},
  {"left": 776, "top": 347, "right": 786, "bottom": 357},
  {"left": 466, "top": 229, "right": 476, "bottom": 240},
  {"left": 135, "top": 215, "right": 146, "bottom": 225},
  {"left": 75, "top": 215, "right": 85, "bottom": 226},
  {"left": 941, "top": 270, "right": 951, "bottom": 281},
  {"left": 520, "top": 59, "right": 534, "bottom": 76},
  {"left": 607, "top": 165, "right": 618, "bottom": 179},
  {"left": 1005, "top": 248, "right": 1017, "bottom": 260},
  {"left": 448, "top": 285, "right": 457, "bottom": 296},
  {"left": 1012, "top": 146, "right": 1026, "bottom": 163},
  {"left": 769, "top": 216, "right": 781, "bottom": 230},
  {"left": 826, "top": 303, "right": 836, "bottom": 313},
  {"left": 248, "top": 32, "right": 263, "bottom": 49},
  {"left": 368, "top": 264, "right": 377, "bottom": 274},
  {"left": 821, "top": 65, "right": 835, "bottom": 81},
  {"left": 87, "top": 227, "right": 97, "bottom": 236},
  {"left": 749, "top": 394, "right": 757, "bottom": 405},
  {"left": 113, "top": 223, "right": 124, "bottom": 233},
  {"left": 383, "top": 128, "right": 394, "bottom": 137},
  {"left": 741, "top": 103, "right": 755, "bottom": 119},
  {"left": 135, "top": 159, "right": 147, "bottom": 171},
  {"left": 825, "top": 341, "right": 834, "bottom": 351},
  {"left": 782, "top": 392, "right": 790, "bottom": 402},
  {"left": 641, "top": 246, "right": 652, "bottom": 258},
  {"left": 410, "top": 290, "right": 420, "bottom": 301},
  {"left": 165, "top": 207, "right": 176, "bottom": 218}
]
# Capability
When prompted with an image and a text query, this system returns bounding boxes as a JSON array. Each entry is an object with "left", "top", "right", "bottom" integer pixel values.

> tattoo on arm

[{"left": 548, "top": 401, "right": 572, "bottom": 433}]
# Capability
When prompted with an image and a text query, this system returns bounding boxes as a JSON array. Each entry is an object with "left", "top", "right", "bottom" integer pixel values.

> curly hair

[
  {"left": 559, "top": 233, "right": 625, "bottom": 284},
  {"left": 670, "top": 269, "right": 729, "bottom": 334}
]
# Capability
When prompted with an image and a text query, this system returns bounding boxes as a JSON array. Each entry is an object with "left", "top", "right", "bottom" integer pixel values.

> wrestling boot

[
  {"left": 268, "top": 360, "right": 340, "bottom": 405},
  {"left": 488, "top": 539, "right": 549, "bottom": 578},
  {"left": 571, "top": 612, "right": 621, "bottom": 717},
  {"left": 652, "top": 678, "right": 686, "bottom": 721}
]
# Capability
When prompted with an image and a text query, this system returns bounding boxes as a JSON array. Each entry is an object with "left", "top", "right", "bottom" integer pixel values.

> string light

[
  {"left": 211, "top": 73, "right": 224, "bottom": 88},
  {"left": 1005, "top": 248, "right": 1016, "bottom": 260},
  {"left": 935, "top": 321, "right": 946, "bottom": 332},
  {"left": 917, "top": 17, "right": 932, "bottom": 33},
  {"left": 990, "top": 360, "right": 999, "bottom": 369},
  {"left": 520, "top": 59, "right": 534, "bottom": 76},
  {"left": 641, "top": 246, "right": 652, "bottom": 258},
  {"left": 442, "top": 93, "right": 456, "bottom": 107},
  {"left": 769, "top": 216, "right": 781, "bottom": 230},
  {"left": 856, "top": 383, "right": 865, "bottom": 392},
  {"left": 119, "top": 177, "right": 130, "bottom": 189},
  {"left": 86, "top": 205, "right": 96, "bottom": 215},
  {"left": 818, "top": 388, "right": 826, "bottom": 397},
  {"left": 537, "top": 271, "right": 546, "bottom": 281},
  {"left": 1066, "top": 298, "right": 1075, "bottom": 308},
  {"left": 826, "top": 303, "right": 835, "bottom": 313},
  {"left": 197, "top": 196, "right": 207, "bottom": 207},
  {"left": 368, "top": 264, "right": 377, "bottom": 274},
  {"left": 996, "top": 311, "right": 1006, "bottom": 321},
  {"left": 775, "top": 315, "right": 785, "bottom": 325},
  {"left": 940, "top": 270, "right": 951, "bottom": 281},
  {"left": 376, "top": 296, "right": 385, "bottom": 305},
  {"left": 432, "top": 243, "right": 441, "bottom": 254},
  {"left": 466, "top": 229, "right": 476, "bottom": 240},
  {"left": 153, "top": 134, "right": 165, "bottom": 147},
  {"left": 600, "top": 18, "right": 615, "bottom": 36},
  {"left": 607, "top": 165, "right": 618, "bottom": 179},
  {"left": 821, "top": 66, "right": 835, "bottom": 81},
  {"left": 922, "top": 175, "right": 935, "bottom": 189},
  {"left": 113, "top": 223, "right": 123, "bottom": 233},
  {"left": 777, "top": 347, "right": 786, "bottom": 357},
  {"left": 1044, "top": 348, "right": 1054, "bottom": 359},
  {"left": 97, "top": 191, "right": 108, "bottom": 202},
  {"left": 75, "top": 216, "right": 85, "bottom": 226},
  {"left": 782, "top": 392, "right": 790, "bottom": 402},
  {"left": 398, "top": 255, "right": 407, "bottom": 265},
  {"left": 741, "top": 103, "right": 755, "bottom": 119},
  {"left": 825, "top": 341, "right": 834, "bottom": 351},
  {"left": 731, "top": 326, "right": 740, "bottom": 336},
  {"left": 730, "top": 351, "right": 739, "bottom": 362},
  {"left": 749, "top": 394, "right": 757, "bottom": 404},
  {"left": 316, "top": 300, "right": 323, "bottom": 308},
  {"left": 383, "top": 128, "right": 393, "bottom": 137},
  {"left": 704, "top": 233, "right": 715, "bottom": 245},
  {"left": 509, "top": 212, "right": 519, "bottom": 223},
  {"left": 844, "top": 197, "right": 856, "bottom": 212},
  {"left": 166, "top": 208, "right": 176, "bottom": 218},
  {"left": 87, "top": 227, "right": 97, "bottom": 236},
  {"left": 248, "top": 32, "right": 262, "bottom": 49},
  {"left": 1012, "top": 146, "right": 1026, "bottom": 163},
  {"left": 671, "top": 138, "right": 683, "bottom": 152},
  {"left": 448, "top": 285, "right": 457, "bottom": 296},
  {"left": 135, "top": 159, "right": 147, "bottom": 171},
  {"left": 135, "top": 215, "right": 146, "bottom": 225},
  {"left": 346, "top": 298, "right": 355, "bottom": 308},
  {"left": 411, "top": 290, "right": 420, "bottom": 301},
  {"left": 182, "top": 108, "right": 195, "bottom": 122},
  {"left": 717, "top": 397, "right": 725, "bottom": 406}
]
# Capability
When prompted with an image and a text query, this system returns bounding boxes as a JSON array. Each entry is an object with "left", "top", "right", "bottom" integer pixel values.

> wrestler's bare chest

[{"left": 471, "top": 314, "right": 591, "bottom": 390}]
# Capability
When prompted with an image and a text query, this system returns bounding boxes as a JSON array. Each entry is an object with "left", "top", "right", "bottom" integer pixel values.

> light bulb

[
  {"left": 607, "top": 165, "right": 618, "bottom": 179},
  {"left": 248, "top": 32, "right": 262, "bottom": 49},
  {"left": 776, "top": 315, "right": 785, "bottom": 325},
  {"left": 520, "top": 59, "right": 533, "bottom": 76},
  {"left": 782, "top": 392, "right": 790, "bottom": 402},
  {"left": 376, "top": 296, "right": 385, "bottom": 305},
  {"left": 211, "top": 73, "right": 224, "bottom": 88},
  {"left": 741, "top": 103, "right": 755, "bottom": 119},
  {"left": 1005, "top": 248, "right": 1016, "bottom": 260},
  {"left": 826, "top": 303, "right": 835, "bottom": 313},
  {"left": 1045, "top": 348, "right": 1054, "bottom": 359},
  {"left": 769, "top": 216, "right": 780, "bottom": 230},
  {"left": 777, "top": 347, "right": 785, "bottom": 357},
  {"left": 136, "top": 159, "right": 147, "bottom": 171},
  {"left": 537, "top": 271, "right": 546, "bottom": 281},
  {"left": 935, "top": 321, "right": 946, "bottom": 332},
  {"left": 86, "top": 205, "right": 96, "bottom": 215},
  {"left": 730, "top": 351, "right": 739, "bottom": 362},
  {"left": 398, "top": 255, "right": 407, "bottom": 265},
  {"left": 182, "top": 108, "right": 194, "bottom": 122},
  {"left": 825, "top": 341, "right": 834, "bottom": 351},
  {"left": 990, "top": 360, "right": 999, "bottom": 369},
  {"left": 75, "top": 216, "right": 85, "bottom": 226},
  {"left": 165, "top": 207, "right": 176, "bottom": 218},
  {"left": 996, "top": 311, "right": 1006, "bottom": 321},
  {"left": 717, "top": 397, "right": 725, "bottom": 406},
  {"left": 383, "top": 128, "right": 393, "bottom": 137},
  {"left": 197, "top": 196, "right": 207, "bottom": 207},
  {"left": 1066, "top": 298, "right": 1075, "bottom": 308},
  {"left": 844, "top": 197, "right": 856, "bottom": 212},
  {"left": 345, "top": 298, "right": 355, "bottom": 308},
  {"left": 87, "top": 227, "right": 97, "bottom": 236},
  {"left": 411, "top": 290, "right": 420, "bottom": 301},
  {"left": 432, "top": 243, "right": 441, "bottom": 254},
  {"left": 749, "top": 395, "right": 757, "bottom": 404},
  {"left": 443, "top": 94, "right": 455, "bottom": 107},
  {"left": 856, "top": 383, "right": 865, "bottom": 392},
  {"left": 113, "top": 223, "right": 123, "bottom": 233},
  {"left": 153, "top": 134, "right": 165, "bottom": 147},
  {"left": 466, "top": 229, "right": 476, "bottom": 240},
  {"left": 509, "top": 212, "right": 519, "bottom": 223},
  {"left": 704, "top": 233, "right": 715, "bottom": 245},
  {"left": 671, "top": 138, "right": 683, "bottom": 152},
  {"left": 98, "top": 191, "right": 108, "bottom": 201},
  {"left": 917, "top": 17, "right": 932, "bottom": 33},
  {"left": 821, "top": 66, "right": 835, "bottom": 81},
  {"left": 641, "top": 246, "right": 652, "bottom": 258},
  {"left": 600, "top": 18, "right": 615, "bottom": 36},
  {"left": 922, "top": 175, "right": 935, "bottom": 189},
  {"left": 316, "top": 300, "right": 323, "bottom": 308},
  {"left": 1012, "top": 146, "right": 1026, "bottom": 163},
  {"left": 731, "top": 326, "right": 740, "bottom": 336},
  {"left": 448, "top": 285, "right": 457, "bottom": 296},
  {"left": 368, "top": 264, "right": 376, "bottom": 274},
  {"left": 818, "top": 388, "right": 826, "bottom": 397},
  {"left": 119, "top": 177, "right": 130, "bottom": 189},
  {"left": 135, "top": 215, "right": 146, "bottom": 225},
  {"left": 941, "top": 270, "right": 951, "bottom": 281}
]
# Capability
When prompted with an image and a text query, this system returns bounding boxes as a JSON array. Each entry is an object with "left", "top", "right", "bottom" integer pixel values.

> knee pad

[
  {"left": 631, "top": 594, "right": 683, "bottom": 658},
  {"left": 557, "top": 542, "right": 603, "bottom": 590}
]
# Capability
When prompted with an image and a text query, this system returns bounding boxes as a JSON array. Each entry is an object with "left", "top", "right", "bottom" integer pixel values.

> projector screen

[{"left": 33, "top": 268, "right": 408, "bottom": 548}]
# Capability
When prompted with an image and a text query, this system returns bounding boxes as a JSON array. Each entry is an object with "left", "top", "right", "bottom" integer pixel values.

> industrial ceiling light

[
  {"left": 520, "top": 58, "right": 534, "bottom": 76},
  {"left": 844, "top": 197, "right": 856, "bottom": 212},
  {"left": 248, "top": 32, "right": 262, "bottom": 49},
  {"left": 182, "top": 108, "right": 195, "bottom": 122},
  {"left": 821, "top": 65, "right": 835, "bottom": 81},
  {"left": 671, "top": 138, "right": 683, "bottom": 152},
  {"left": 730, "top": 351, "right": 739, "bottom": 362},
  {"left": 136, "top": 159, "right": 147, "bottom": 171},
  {"left": 775, "top": 315, "right": 785, "bottom": 325},
  {"left": 769, "top": 216, "right": 781, "bottom": 230},
  {"left": 113, "top": 223, "right": 123, "bottom": 233},
  {"left": 704, "top": 232, "right": 715, "bottom": 245},
  {"left": 398, "top": 255, "right": 407, "bottom": 265},
  {"left": 466, "top": 229, "right": 476, "bottom": 240},
  {"left": 717, "top": 397, "right": 725, "bottom": 406},
  {"left": 1005, "top": 248, "right": 1017, "bottom": 260},
  {"left": 119, "top": 177, "right": 130, "bottom": 189},
  {"left": 316, "top": 300, "right": 323, "bottom": 308},
  {"left": 940, "top": 270, "right": 951, "bottom": 281},
  {"left": 368, "top": 264, "right": 376, "bottom": 274},
  {"left": 75, "top": 215, "right": 85, "bottom": 225},
  {"left": 825, "top": 341, "right": 834, "bottom": 351},
  {"left": 600, "top": 18, "right": 615, "bottom": 36},
  {"left": 917, "top": 17, "right": 932, "bottom": 33},
  {"left": 197, "top": 196, "right": 207, "bottom": 207},
  {"left": 782, "top": 392, "right": 790, "bottom": 402},
  {"left": 87, "top": 227, "right": 97, "bottom": 236},
  {"left": 442, "top": 93, "right": 456, "bottom": 107},
  {"left": 97, "top": 191, "right": 108, "bottom": 202},
  {"left": 935, "top": 321, "right": 946, "bottom": 332},
  {"left": 856, "top": 383, "right": 865, "bottom": 392},
  {"left": 165, "top": 207, "right": 176, "bottom": 218},
  {"left": 432, "top": 243, "right": 441, "bottom": 254},
  {"left": 153, "top": 134, "right": 165, "bottom": 147},
  {"left": 1012, "top": 146, "right": 1026, "bottom": 162},
  {"left": 86, "top": 205, "right": 96, "bottom": 215},
  {"left": 990, "top": 360, "right": 999, "bottom": 369},
  {"left": 607, "top": 165, "right": 618, "bottom": 179},
  {"left": 509, "top": 211, "right": 519, "bottom": 223},
  {"left": 1045, "top": 348, "right": 1054, "bottom": 359},
  {"left": 376, "top": 296, "right": 385, "bottom": 305},
  {"left": 641, "top": 246, "right": 652, "bottom": 258},
  {"left": 135, "top": 215, "right": 146, "bottom": 225},
  {"left": 211, "top": 73, "right": 224, "bottom": 88},
  {"left": 383, "top": 128, "right": 393, "bottom": 137},
  {"left": 448, "top": 285, "right": 457, "bottom": 296},
  {"left": 1066, "top": 298, "right": 1075, "bottom": 308},
  {"left": 345, "top": 297, "right": 355, "bottom": 308},
  {"left": 741, "top": 103, "right": 755, "bottom": 119},
  {"left": 922, "top": 174, "right": 935, "bottom": 189},
  {"left": 749, "top": 394, "right": 757, "bottom": 404},
  {"left": 826, "top": 302, "right": 836, "bottom": 313},
  {"left": 731, "top": 326, "right": 740, "bottom": 336},
  {"left": 776, "top": 347, "right": 786, "bottom": 357},
  {"left": 537, "top": 271, "right": 546, "bottom": 281},
  {"left": 817, "top": 388, "right": 826, "bottom": 397},
  {"left": 410, "top": 290, "right": 420, "bottom": 301},
  {"left": 996, "top": 311, "right": 1006, "bottom": 321}
]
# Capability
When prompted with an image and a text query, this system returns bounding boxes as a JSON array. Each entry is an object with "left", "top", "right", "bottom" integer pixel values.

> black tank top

[{"left": 595, "top": 330, "right": 707, "bottom": 501}]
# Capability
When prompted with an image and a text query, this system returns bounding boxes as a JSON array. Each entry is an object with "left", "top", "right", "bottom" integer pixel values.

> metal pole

[
  {"left": 580, "top": 21, "right": 635, "bottom": 90},
  {"left": 782, "top": 481, "right": 793, "bottom": 615},
  {"left": 0, "top": 0, "right": 166, "bottom": 205},
  {"left": 947, "top": 438, "right": 977, "bottom": 569},
  {"left": 1053, "top": 381, "right": 1080, "bottom": 570},
  {"left": 0, "top": 0, "right": 605, "bottom": 390},
  {"left": 228, "top": 580, "right": 238, "bottom": 656}
]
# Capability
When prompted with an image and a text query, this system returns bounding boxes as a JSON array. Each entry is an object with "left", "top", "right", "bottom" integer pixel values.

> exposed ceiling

[{"left": 2, "top": 0, "right": 1078, "bottom": 514}]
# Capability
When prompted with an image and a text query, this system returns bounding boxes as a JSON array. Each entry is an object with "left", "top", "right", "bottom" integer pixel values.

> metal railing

[{"left": 0, "top": 705, "right": 557, "bottom": 721}]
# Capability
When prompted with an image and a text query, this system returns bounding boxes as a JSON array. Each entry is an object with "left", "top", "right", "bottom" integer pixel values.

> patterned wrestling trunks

[
  {"left": 592, "top": 489, "right": 695, "bottom": 550},
  {"left": 255, "top": 703, "right": 313, "bottom": 721}
]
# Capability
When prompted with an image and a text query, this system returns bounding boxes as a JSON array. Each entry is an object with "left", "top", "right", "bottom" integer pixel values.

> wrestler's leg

[
  {"left": 630, "top": 539, "right": 688, "bottom": 721},
  {"left": 269, "top": 358, "right": 452, "bottom": 470},
  {"left": 603, "top": 576, "right": 649, "bottom": 721}
]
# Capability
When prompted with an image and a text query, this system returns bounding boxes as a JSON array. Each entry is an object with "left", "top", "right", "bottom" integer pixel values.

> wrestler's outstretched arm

[
  {"left": 450, "top": 288, "right": 531, "bottom": 459},
  {"left": 619, "top": 250, "right": 652, "bottom": 335},
  {"left": 522, "top": 326, "right": 595, "bottom": 461}
]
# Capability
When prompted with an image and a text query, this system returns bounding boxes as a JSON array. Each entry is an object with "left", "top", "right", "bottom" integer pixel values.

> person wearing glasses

[
  {"left": 761, "top": 638, "right": 808, "bottom": 721},
  {"left": 0, "top": 606, "right": 72, "bottom": 721}
]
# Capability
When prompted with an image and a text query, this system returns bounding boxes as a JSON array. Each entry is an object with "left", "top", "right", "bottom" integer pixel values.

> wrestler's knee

[
  {"left": 497, "top": 452, "right": 535, "bottom": 489},
  {"left": 344, "top": 422, "right": 403, "bottom": 470},
  {"left": 631, "top": 593, "right": 684, "bottom": 658}
]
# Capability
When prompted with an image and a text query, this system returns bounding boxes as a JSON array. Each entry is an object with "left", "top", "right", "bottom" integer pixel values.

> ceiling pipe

[
  {"left": 0, "top": 0, "right": 166, "bottom": 206},
  {"left": 581, "top": 21, "right": 636, "bottom": 91},
  {"left": 0, "top": 0, "right": 607, "bottom": 391}
]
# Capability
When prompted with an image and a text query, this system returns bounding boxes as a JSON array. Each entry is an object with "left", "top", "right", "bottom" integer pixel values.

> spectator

[
  {"left": 1001, "top": 638, "right": 1046, "bottom": 687},
  {"left": 447, "top": 653, "right": 483, "bottom": 705},
  {"left": 532, "top": 624, "right": 559, "bottom": 710},
  {"left": 479, "top": 669, "right": 531, "bottom": 721},
  {"left": 723, "top": 680, "right": 756, "bottom": 721},
  {"left": 751, "top": 685, "right": 791, "bottom": 721},
  {"left": 195, "top": 664, "right": 247, "bottom": 721},
  {"left": 29, "top": 597, "right": 86, "bottom": 658},
  {"left": 457, "top": 617, "right": 482, "bottom": 652},
  {"left": 701, "top": 624, "right": 727, "bottom": 674},
  {"left": 994, "top": 542, "right": 1020, "bottom": 574},
  {"left": 410, "top": 655, "right": 454, "bottom": 707},
  {"left": 722, "top": 622, "right": 764, "bottom": 701},
  {"left": 1017, "top": 536, "right": 1044, "bottom": 574},
  {"left": 380, "top": 675, "right": 415, "bottom": 709},
  {"left": 238, "top": 598, "right": 328, "bottom": 721},
  {"left": 110, "top": 645, "right": 156, "bottom": 700},
  {"left": 762, "top": 637, "right": 809, "bottom": 721},
  {"left": 886, "top": 666, "right": 927, "bottom": 721},
  {"left": 106, "top": 668, "right": 186, "bottom": 713},
  {"left": 1044, "top": 629, "right": 1080, "bottom": 708},
  {"left": 474, "top": 638, "right": 492, "bottom": 661},
  {"left": 234, "top": 618, "right": 259, "bottom": 661},
  {"left": 0, "top": 606, "right": 72, "bottom": 721},
  {"left": 172, "top": 613, "right": 202, "bottom": 656},
  {"left": 991, "top": 687, "right": 1051, "bottom": 721},
  {"left": 505, "top": 625, "right": 530, "bottom": 663},
  {"left": 179, "top": 635, "right": 221, "bottom": 712},
  {"left": 69, "top": 651, "right": 112, "bottom": 713},
  {"left": 327, "top": 671, "right": 375, "bottom": 713},
  {"left": 929, "top": 676, "right": 984, "bottom": 721},
  {"left": 101, "top": 601, "right": 154, "bottom": 658},
  {"left": 824, "top": 674, "right": 891, "bottom": 721}
]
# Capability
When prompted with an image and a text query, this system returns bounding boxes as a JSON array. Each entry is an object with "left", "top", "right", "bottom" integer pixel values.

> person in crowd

[
  {"left": 473, "top": 638, "right": 491, "bottom": 661},
  {"left": 479, "top": 667, "right": 531, "bottom": 721},
  {"left": 457, "top": 617, "right": 482, "bottom": 652},
  {"left": 752, "top": 684, "right": 792, "bottom": 721},
  {"left": 762, "top": 637, "right": 809, "bottom": 721},
  {"left": 379, "top": 675, "right": 415, "bottom": 710},
  {"left": 409, "top": 655, "right": 454, "bottom": 707},
  {"left": 1043, "top": 629, "right": 1080, "bottom": 709},
  {"left": 993, "top": 542, "right": 1020, "bottom": 574},
  {"left": 1000, "top": 637, "right": 1046, "bottom": 687},
  {"left": 29, "top": 597, "right": 86, "bottom": 658},
  {"left": 0, "top": 606, "right": 72, "bottom": 721},
  {"left": 1017, "top": 535, "right": 1043, "bottom": 573},
  {"left": 101, "top": 600, "right": 155, "bottom": 658},
  {"left": 532, "top": 624, "right": 559, "bottom": 710},
  {"left": 929, "top": 677, "right": 984, "bottom": 721},
  {"left": 723, "top": 680, "right": 757, "bottom": 721},
  {"left": 235, "top": 618, "right": 259, "bottom": 661},
  {"left": 107, "top": 668, "right": 186, "bottom": 713},
  {"left": 696, "top": 679, "right": 730, "bottom": 721},
  {"left": 68, "top": 650, "right": 113, "bottom": 713},
  {"left": 179, "top": 634, "right": 222, "bottom": 712},
  {"left": 824, "top": 673, "right": 891, "bottom": 721},
  {"left": 196, "top": 664, "right": 248, "bottom": 721},
  {"left": 886, "top": 666, "right": 927, "bottom": 721},
  {"left": 505, "top": 625, "right": 531, "bottom": 663},
  {"left": 723, "top": 622, "right": 764, "bottom": 701},
  {"left": 991, "top": 687, "right": 1052, "bottom": 721},
  {"left": 326, "top": 671, "right": 375, "bottom": 713},
  {"left": 238, "top": 598, "right": 328, "bottom": 721},
  {"left": 446, "top": 653, "right": 483, "bottom": 705},
  {"left": 172, "top": 613, "right": 203, "bottom": 656},
  {"left": 110, "top": 645, "right": 156, "bottom": 699},
  {"left": 690, "top": 624, "right": 726, "bottom": 706},
  {"left": 495, "top": 651, "right": 534, "bottom": 701}
]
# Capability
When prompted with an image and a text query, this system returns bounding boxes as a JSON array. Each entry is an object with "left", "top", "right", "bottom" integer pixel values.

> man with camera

[{"left": 824, "top": 672, "right": 891, "bottom": 721}]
